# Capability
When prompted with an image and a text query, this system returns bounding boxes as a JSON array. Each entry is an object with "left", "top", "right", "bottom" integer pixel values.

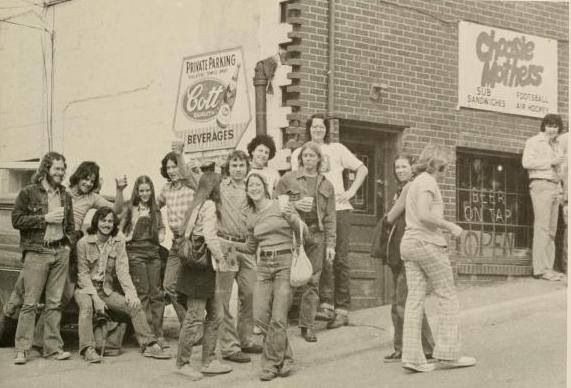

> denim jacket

[
  {"left": 11, "top": 183, "right": 75, "bottom": 253},
  {"left": 276, "top": 171, "right": 336, "bottom": 250}
]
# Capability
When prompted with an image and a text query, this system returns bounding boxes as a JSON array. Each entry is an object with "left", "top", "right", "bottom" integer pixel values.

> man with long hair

[{"left": 11, "top": 152, "right": 76, "bottom": 364}]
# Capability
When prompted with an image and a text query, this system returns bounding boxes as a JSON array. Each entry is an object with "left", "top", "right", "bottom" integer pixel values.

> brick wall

[{"left": 286, "top": 0, "right": 569, "bottom": 220}]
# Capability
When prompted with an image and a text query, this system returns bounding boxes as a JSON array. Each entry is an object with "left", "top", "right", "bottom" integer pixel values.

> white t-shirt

[
  {"left": 403, "top": 172, "right": 447, "bottom": 246},
  {"left": 291, "top": 142, "right": 363, "bottom": 211}
]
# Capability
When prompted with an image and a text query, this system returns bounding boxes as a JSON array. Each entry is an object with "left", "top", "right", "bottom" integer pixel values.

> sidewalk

[{"left": 159, "top": 277, "right": 566, "bottom": 386}]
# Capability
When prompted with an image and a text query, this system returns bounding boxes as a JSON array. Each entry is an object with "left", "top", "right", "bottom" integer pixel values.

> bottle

[{"left": 216, "top": 63, "right": 240, "bottom": 128}]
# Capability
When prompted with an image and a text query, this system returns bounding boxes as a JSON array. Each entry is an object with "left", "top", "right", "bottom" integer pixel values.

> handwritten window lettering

[{"left": 456, "top": 151, "right": 533, "bottom": 259}]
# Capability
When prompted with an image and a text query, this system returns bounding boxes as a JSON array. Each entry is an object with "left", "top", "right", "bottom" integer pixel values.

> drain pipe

[{"left": 327, "top": 0, "right": 335, "bottom": 117}]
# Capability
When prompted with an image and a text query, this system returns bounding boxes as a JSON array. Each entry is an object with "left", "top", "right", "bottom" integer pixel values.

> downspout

[
  {"left": 253, "top": 61, "right": 268, "bottom": 135},
  {"left": 327, "top": 0, "right": 335, "bottom": 116}
]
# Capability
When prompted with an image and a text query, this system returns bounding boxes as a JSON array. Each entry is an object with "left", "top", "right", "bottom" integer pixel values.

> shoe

[
  {"left": 402, "top": 362, "right": 436, "bottom": 373},
  {"left": 242, "top": 344, "right": 263, "bottom": 354},
  {"left": 301, "top": 327, "right": 317, "bottom": 342},
  {"left": 176, "top": 364, "right": 203, "bottom": 381},
  {"left": 223, "top": 351, "right": 251, "bottom": 363},
  {"left": 259, "top": 369, "right": 277, "bottom": 381},
  {"left": 439, "top": 356, "right": 477, "bottom": 369},
  {"left": 47, "top": 350, "right": 71, "bottom": 361},
  {"left": 327, "top": 314, "right": 349, "bottom": 329},
  {"left": 540, "top": 272, "right": 560, "bottom": 281},
  {"left": 384, "top": 351, "right": 402, "bottom": 363},
  {"left": 425, "top": 353, "right": 437, "bottom": 363},
  {"left": 278, "top": 360, "right": 294, "bottom": 377},
  {"left": 102, "top": 348, "right": 121, "bottom": 357},
  {"left": 143, "top": 343, "right": 172, "bottom": 359},
  {"left": 83, "top": 347, "right": 102, "bottom": 364},
  {"left": 157, "top": 337, "right": 171, "bottom": 350},
  {"left": 14, "top": 351, "right": 27, "bottom": 365},
  {"left": 315, "top": 308, "right": 335, "bottom": 322},
  {"left": 201, "top": 360, "right": 233, "bottom": 375}
]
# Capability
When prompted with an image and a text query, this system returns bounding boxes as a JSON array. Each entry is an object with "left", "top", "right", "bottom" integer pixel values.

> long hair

[
  {"left": 160, "top": 152, "right": 179, "bottom": 181},
  {"left": 413, "top": 144, "right": 450, "bottom": 175},
  {"left": 31, "top": 152, "right": 67, "bottom": 185},
  {"left": 245, "top": 173, "right": 270, "bottom": 210},
  {"left": 87, "top": 207, "right": 119, "bottom": 237},
  {"left": 122, "top": 175, "right": 160, "bottom": 238},
  {"left": 540, "top": 113, "right": 564, "bottom": 133},
  {"left": 297, "top": 141, "right": 323, "bottom": 173},
  {"left": 69, "top": 161, "right": 100, "bottom": 194},
  {"left": 393, "top": 154, "right": 415, "bottom": 181},
  {"left": 185, "top": 172, "right": 221, "bottom": 225},
  {"left": 305, "top": 113, "right": 330, "bottom": 144}
]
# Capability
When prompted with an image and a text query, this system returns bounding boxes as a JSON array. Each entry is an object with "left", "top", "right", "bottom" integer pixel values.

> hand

[
  {"left": 172, "top": 140, "right": 185, "bottom": 154},
  {"left": 44, "top": 207, "right": 64, "bottom": 224},
  {"left": 92, "top": 296, "right": 107, "bottom": 314},
  {"left": 448, "top": 223, "right": 463, "bottom": 238},
  {"left": 326, "top": 247, "right": 336, "bottom": 264},
  {"left": 115, "top": 175, "right": 128, "bottom": 191},
  {"left": 337, "top": 189, "right": 356, "bottom": 204},
  {"left": 281, "top": 202, "right": 294, "bottom": 217},
  {"left": 125, "top": 293, "right": 141, "bottom": 309},
  {"left": 294, "top": 198, "right": 313, "bottom": 213}
]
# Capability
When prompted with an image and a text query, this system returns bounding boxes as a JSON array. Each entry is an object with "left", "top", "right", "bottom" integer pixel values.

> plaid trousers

[{"left": 400, "top": 238, "right": 461, "bottom": 364}]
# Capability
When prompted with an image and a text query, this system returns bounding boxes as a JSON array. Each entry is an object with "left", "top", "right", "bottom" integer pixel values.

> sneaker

[
  {"left": 176, "top": 364, "right": 203, "bottom": 381},
  {"left": 327, "top": 313, "right": 349, "bottom": 329},
  {"left": 242, "top": 344, "right": 263, "bottom": 354},
  {"left": 157, "top": 337, "right": 171, "bottom": 350},
  {"left": 143, "top": 343, "right": 172, "bottom": 359},
  {"left": 201, "top": 360, "right": 233, "bottom": 375},
  {"left": 439, "top": 356, "right": 477, "bottom": 369},
  {"left": 315, "top": 308, "right": 335, "bottom": 322},
  {"left": 301, "top": 327, "right": 317, "bottom": 343},
  {"left": 259, "top": 369, "right": 277, "bottom": 381},
  {"left": 402, "top": 362, "right": 436, "bottom": 373},
  {"left": 14, "top": 351, "right": 27, "bottom": 365},
  {"left": 384, "top": 351, "right": 402, "bottom": 363},
  {"left": 47, "top": 350, "right": 71, "bottom": 361},
  {"left": 102, "top": 348, "right": 121, "bottom": 357},
  {"left": 83, "top": 347, "right": 102, "bottom": 364},
  {"left": 223, "top": 351, "right": 251, "bottom": 363}
]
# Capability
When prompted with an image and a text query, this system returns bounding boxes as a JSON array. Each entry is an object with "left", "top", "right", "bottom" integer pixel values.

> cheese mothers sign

[
  {"left": 172, "top": 47, "right": 252, "bottom": 152},
  {"left": 458, "top": 21, "right": 557, "bottom": 118}
]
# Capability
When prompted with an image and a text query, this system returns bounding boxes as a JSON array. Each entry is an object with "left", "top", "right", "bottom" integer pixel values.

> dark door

[{"left": 340, "top": 124, "right": 400, "bottom": 308}]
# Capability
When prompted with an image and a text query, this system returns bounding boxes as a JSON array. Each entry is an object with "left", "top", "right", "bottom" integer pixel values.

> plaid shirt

[{"left": 158, "top": 182, "right": 194, "bottom": 236}]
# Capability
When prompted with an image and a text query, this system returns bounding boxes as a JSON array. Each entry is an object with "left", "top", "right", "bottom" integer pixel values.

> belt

[
  {"left": 42, "top": 239, "right": 66, "bottom": 248},
  {"left": 531, "top": 178, "right": 560, "bottom": 184},
  {"left": 259, "top": 248, "right": 292, "bottom": 258},
  {"left": 217, "top": 232, "right": 246, "bottom": 243}
]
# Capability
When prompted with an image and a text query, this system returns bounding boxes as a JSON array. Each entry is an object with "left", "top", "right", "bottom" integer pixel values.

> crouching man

[{"left": 74, "top": 207, "right": 171, "bottom": 363}]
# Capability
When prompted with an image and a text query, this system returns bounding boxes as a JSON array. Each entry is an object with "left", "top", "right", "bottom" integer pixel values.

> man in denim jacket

[{"left": 11, "top": 152, "right": 76, "bottom": 364}]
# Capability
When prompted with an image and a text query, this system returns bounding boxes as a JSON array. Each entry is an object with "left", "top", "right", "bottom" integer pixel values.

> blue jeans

[
  {"left": 15, "top": 247, "right": 69, "bottom": 355},
  {"left": 319, "top": 209, "right": 352, "bottom": 313},
  {"left": 162, "top": 238, "right": 187, "bottom": 324},
  {"left": 254, "top": 251, "right": 294, "bottom": 373},
  {"left": 215, "top": 242, "right": 257, "bottom": 357},
  {"left": 299, "top": 228, "right": 325, "bottom": 329},
  {"left": 176, "top": 297, "right": 218, "bottom": 367},
  {"left": 129, "top": 251, "right": 164, "bottom": 338}
]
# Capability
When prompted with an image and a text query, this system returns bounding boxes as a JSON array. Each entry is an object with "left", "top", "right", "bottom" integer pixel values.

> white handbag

[{"left": 290, "top": 218, "right": 313, "bottom": 287}]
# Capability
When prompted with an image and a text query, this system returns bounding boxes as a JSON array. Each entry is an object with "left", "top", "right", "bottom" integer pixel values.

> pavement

[{"left": 0, "top": 277, "right": 566, "bottom": 388}]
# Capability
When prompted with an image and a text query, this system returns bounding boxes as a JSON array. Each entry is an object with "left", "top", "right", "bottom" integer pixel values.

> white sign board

[
  {"left": 172, "top": 47, "right": 252, "bottom": 152},
  {"left": 458, "top": 21, "right": 558, "bottom": 118}
]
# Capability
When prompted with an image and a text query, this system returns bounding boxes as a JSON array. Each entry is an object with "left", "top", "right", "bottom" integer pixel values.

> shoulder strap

[{"left": 183, "top": 201, "right": 205, "bottom": 239}]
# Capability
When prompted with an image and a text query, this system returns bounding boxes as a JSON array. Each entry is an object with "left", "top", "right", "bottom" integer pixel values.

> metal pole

[{"left": 253, "top": 61, "right": 268, "bottom": 136}]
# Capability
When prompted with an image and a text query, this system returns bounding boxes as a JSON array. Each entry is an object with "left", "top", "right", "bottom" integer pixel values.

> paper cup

[{"left": 278, "top": 195, "right": 289, "bottom": 210}]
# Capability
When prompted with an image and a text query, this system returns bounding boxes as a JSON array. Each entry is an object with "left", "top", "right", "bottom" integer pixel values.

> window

[{"left": 456, "top": 149, "right": 532, "bottom": 260}]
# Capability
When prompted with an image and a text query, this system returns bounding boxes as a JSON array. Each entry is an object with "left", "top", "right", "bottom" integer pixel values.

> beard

[{"left": 46, "top": 173, "right": 63, "bottom": 188}]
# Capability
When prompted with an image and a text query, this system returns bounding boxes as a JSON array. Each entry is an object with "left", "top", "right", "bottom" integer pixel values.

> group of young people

[{"left": 7, "top": 113, "right": 373, "bottom": 382}]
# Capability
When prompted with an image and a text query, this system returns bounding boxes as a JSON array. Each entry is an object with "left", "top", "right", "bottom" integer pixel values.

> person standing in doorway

[
  {"left": 291, "top": 113, "right": 368, "bottom": 329},
  {"left": 11, "top": 152, "right": 75, "bottom": 364},
  {"left": 522, "top": 113, "right": 566, "bottom": 281}
]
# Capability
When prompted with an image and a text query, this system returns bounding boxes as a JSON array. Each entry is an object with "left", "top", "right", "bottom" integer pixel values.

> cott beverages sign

[
  {"left": 458, "top": 21, "right": 558, "bottom": 118},
  {"left": 172, "top": 47, "right": 251, "bottom": 152}
]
